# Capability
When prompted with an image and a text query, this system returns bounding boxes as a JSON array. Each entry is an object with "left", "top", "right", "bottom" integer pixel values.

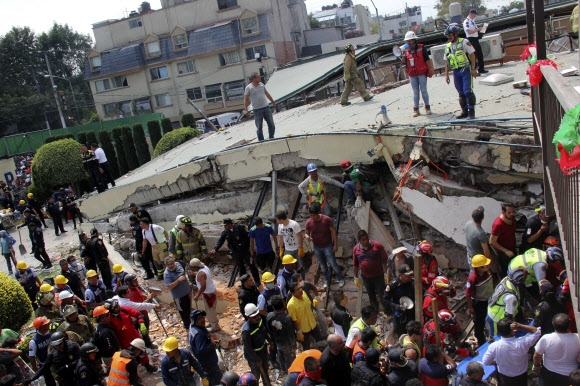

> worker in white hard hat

[
  {"left": 168, "top": 215, "right": 186, "bottom": 258},
  {"left": 401, "top": 30, "right": 434, "bottom": 117},
  {"left": 241, "top": 303, "right": 272, "bottom": 384},
  {"left": 109, "top": 338, "right": 158, "bottom": 386}
]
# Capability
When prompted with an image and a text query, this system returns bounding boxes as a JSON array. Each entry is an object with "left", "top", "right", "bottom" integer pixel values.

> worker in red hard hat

[{"left": 417, "top": 241, "right": 438, "bottom": 290}]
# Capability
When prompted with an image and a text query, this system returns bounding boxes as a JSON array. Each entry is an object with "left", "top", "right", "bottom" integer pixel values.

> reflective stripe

[
  {"left": 446, "top": 38, "right": 469, "bottom": 70},
  {"left": 250, "top": 319, "right": 262, "bottom": 335},
  {"left": 307, "top": 178, "right": 327, "bottom": 208},
  {"left": 110, "top": 368, "right": 130, "bottom": 377},
  {"left": 108, "top": 352, "right": 132, "bottom": 386}
]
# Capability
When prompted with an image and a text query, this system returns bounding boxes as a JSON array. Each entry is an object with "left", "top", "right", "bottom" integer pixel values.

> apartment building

[{"left": 85, "top": 0, "right": 309, "bottom": 123}]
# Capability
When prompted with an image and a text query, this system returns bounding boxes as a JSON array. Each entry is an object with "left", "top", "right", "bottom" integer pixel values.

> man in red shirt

[
  {"left": 353, "top": 230, "right": 389, "bottom": 313},
  {"left": 489, "top": 202, "right": 517, "bottom": 277},
  {"left": 465, "top": 255, "right": 494, "bottom": 347},
  {"left": 305, "top": 204, "right": 344, "bottom": 288}
]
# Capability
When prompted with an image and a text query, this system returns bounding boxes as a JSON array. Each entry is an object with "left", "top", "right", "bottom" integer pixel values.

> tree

[
  {"left": 121, "top": 126, "right": 139, "bottom": 171},
  {"left": 147, "top": 120, "right": 162, "bottom": 149},
  {"left": 161, "top": 118, "right": 173, "bottom": 134},
  {"left": 0, "top": 273, "right": 33, "bottom": 332},
  {"left": 181, "top": 113, "right": 195, "bottom": 128},
  {"left": 86, "top": 131, "right": 98, "bottom": 146},
  {"left": 500, "top": 1, "right": 524, "bottom": 14},
  {"left": 133, "top": 124, "right": 151, "bottom": 166},
  {"left": 370, "top": 22, "right": 379, "bottom": 35},
  {"left": 98, "top": 130, "right": 120, "bottom": 178},
  {"left": 77, "top": 132, "right": 88, "bottom": 145},
  {"left": 435, "top": 0, "right": 486, "bottom": 18},
  {"left": 111, "top": 128, "right": 129, "bottom": 175},
  {"left": 154, "top": 127, "right": 201, "bottom": 158},
  {"left": 309, "top": 13, "right": 322, "bottom": 29}
]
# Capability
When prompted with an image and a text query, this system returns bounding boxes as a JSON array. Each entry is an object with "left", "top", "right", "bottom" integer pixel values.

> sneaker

[
  {"left": 340, "top": 102, "right": 351, "bottom": 106},
  {"left": 145, "top": 364, "right": 160, "bottom": 374},
  {"left": 339, "top": 280, "right": 345, "bottom": 288},
  {"left": 364, "top": 95, "right": 374, "bottom": 102},
  {"left": 479, "top": 69, "right": 489, "bottom": 74}
]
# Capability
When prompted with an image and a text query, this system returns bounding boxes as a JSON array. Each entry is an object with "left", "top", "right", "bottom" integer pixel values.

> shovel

[{"left": 17, "top": 229, "right": 26, "bottom": 255}]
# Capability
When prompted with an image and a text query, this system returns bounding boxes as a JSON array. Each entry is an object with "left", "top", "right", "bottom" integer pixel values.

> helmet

[
  {"left": 40, "top": 283, "right": 54, "bottom": 292},
  {"left": 19, "top": 200, "right": 25, "bottom": 205},
  {"left": 340, "top": 160, "right": 353, "bottom": 171},
  {"left": 262, "top": 272, "right": 275, "bottom": 283},
  {"left": 180, "top": 216, "right": 192, "bottom": 226},
  {"left": 50, "top": 331, "right": 67, "bottom": 346},
  {"left": 124, "top": 273, "right": 137, "bottom": 286},
  {"left": 93, "top": 306, "right": 109, "bottom": 318},
  {"left": 58, "top": 290, "right": 73, "bottom": 300},
  {"left": 112, "top": 264, "right": 124, "bottom": 274},
  {"left": 37, "top": 291, "right": 55, "bottom": 306},
  {"left": 16, "top": 261, "right": 28, "bottom": 270},
  {"left": 54, "top": 275, "right": 68, "bottom": 285},
  {"left": 79, "top": 343, "right": 98, "bottom": 359},
  {"left": 543, "top": 236, "right": 560, "bottom": 247},
  {"left": 344, "top": 43, "right": 355, "bottom": 53},
  {"left": 306, "top": 163, "right": 317, "bottom": 173},
  {"left": 238, "top": 373, "right": 258, "bottom": 386},
  {"left": 162, "top": 336, "right": 179, "bottom": 352},
  {"left": 49, "top": 320, "right": 61, "bottom": 332},
  {"left": 418, "top": 241, "right": 433, "bottom": 254},
  {"left": 104, "top": 299, "right": 119, "bottom": 311},
  {"left": 471, "top": 254, "right": 491, "bottom": 268},
  {"left": 546, "top": 247, "right": 563, "bottom": 262},
  {"left": 244, "top": 303, "right": 260, "bottom": 318},
  {"left": 404, "top": 31, "right": 418, "bottom": 41},
  {"left": 86, "top": 270, "right": 98, "bottom": 278},
  {"left": 438, "top": 309, "right": 456, "bottom": 327},
  {"left": 508, "top": 267, "right": 526, "bottom": 285},
  {"left": 190, "top": 309, "right": 206, "bottom": 322},
  {"left": 27, "top": 193, "right": 33, "bottom": 198},
  {"left": 221, "top": 371, "right": 240, "bottom": 386},
  {"left": 281, "top": 255, "right": 297, "bottom": 265},
  {"left": 130, "top": 338, "right": 146, "bottom": 351},
  {"left": 63, "top": 305, "right": 78, "bottom": 318},
  {"left": 431, "top": 276, "right": 451, "bottom": 293},
  {"left": 444, "top": 23, "right": 461, "bottom": 36},
  {"left": 175, "top": 215, "right": 186, "bottom": 229},
  {"left": 33, "top": 316, "right": 50, "bottom": 329}
]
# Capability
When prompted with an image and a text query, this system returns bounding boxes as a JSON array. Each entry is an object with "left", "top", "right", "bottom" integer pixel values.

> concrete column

[{"left": 271, "top": 170, "right": 277, "bottom": 218}]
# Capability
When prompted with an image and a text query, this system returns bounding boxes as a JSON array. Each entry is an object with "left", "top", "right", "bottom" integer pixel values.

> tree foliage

[
  {"left": 161, "top": 118, "right": 173, "bottom": 135},
  {"left": 499, "top": 1, "right": 524, "bottom": 14},
  {"left": 111, "top": 128, "right": 129, "bottom": 175},
  {"left": 86, "top": 131, "right": 98, "bottom": 146},
  {"left": 0, "top": 273, "right": 33, "bottom": 331},
  {"left": 121, "top": 126, "right": 139, "bottom": 171},
  {"left": 154, "top": 127, "right": 201, "bottom": 158},
  {"left": 133, "top": 124, "right": 151, "bottom": 166},
  {"left": 147, "top": 120, "right": 162, "bottom": 149},
  {"left": 435, "top": 0, "right": 486, "bottom": 18},
  {"left": 44, "top": 134, "right": 74, "bottom": 144},
  {"left": 77, "top": 132, "right": 88, "bottom": 146},
  {"left": 181, "top": 113, "right": 195, "bottom": 128},
  {"left": 309, "top": 13, "right": 322, "bottom": 29},
  {"left": 98, "top": 130, "right": 120, "bottom": 178}
]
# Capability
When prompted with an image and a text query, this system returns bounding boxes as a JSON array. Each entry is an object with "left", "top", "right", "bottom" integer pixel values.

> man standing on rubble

[
  {"left": 189, "top": 309, "right": 223, "bottom": 385},
  {"left": 384, "top": 264, "right": 415, "bottom": 336},
  {"left": 340, "top": 44, "right": 373, "bottom": 106},
  {"left": 353, "top": 230, "right": 389, "bottom": 314},
  {"left": 340, "top": 160, "right": 375, "bottom": 207},
  {"left": 140, "top": 218, "right": 169, "bottom": 280},
  {"left": 84, "top": 228, "right": 113, "bottom": 290},
  {"left": 298, "top": 163, "right": 345, "bottom": 215},
  {"left": 276, "top": 210, "right": 305, "bottom": 271},
  {"left": 190, "top": 258, "right": 220, "bottom": 332},
  {"left": 464, "top": 206, "right": 493, "bottom": 267},
  {"left": 249, "top": 217, "right": 278, "bottom": 272},
  {"left": 242, "top": 303, "right": 272, "bottom": 385},
  {"left": 164, "top": 257, "right": 191, "bottom": 329},
  {"left": 489, "top": 202, "right": 517, "bottom": 276},
  {"left": 238, "top": 274, "right": 261, "bottom": 320},
  {"left": 244, "top": 72, "right": 276, "bottom": 141},
  {"left": 176, "top": 216, "right": 207, "bottom": 266}
]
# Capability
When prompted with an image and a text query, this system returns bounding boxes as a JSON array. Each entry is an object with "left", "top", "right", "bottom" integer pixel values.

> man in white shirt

[
  {"left": 90, "top": 143, "right": 116, "bottom": 188},
  {"left": 275, "top": 210, "right": 305, "bottom": 270},
  {"left": 244, "top": 72, "right": 276, "bottom": 141},
  {"left": 482, "top": 318, "right": 541, "bottom": 385},
  {"left": 533, "top": 313, "right": 580, "bottom": 385},
  {"left": 463, "top": 9, "right": 488, "bottom": 74},
  {"left": 140, "top": 218, "right": 169, "bottom": 279},
  {"left": 114, "top": 286, "right": 158, "bottom": 312},
  {"left": 189, "top": 258, "right": 220, "bottom": 332}
]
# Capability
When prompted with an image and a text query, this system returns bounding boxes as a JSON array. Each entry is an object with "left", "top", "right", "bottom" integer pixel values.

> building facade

[{"left": 85, "top": 0, "right": 309, "bottom": 123}]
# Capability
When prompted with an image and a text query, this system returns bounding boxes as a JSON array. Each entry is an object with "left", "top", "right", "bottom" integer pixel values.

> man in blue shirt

[
  {"left": 189, "top": 309, "right": 223, "bottom": 385},
  {"left": 249, "top": 217, "right": 279, "bottom": 272},
  {"left": 164, "top": 257, "right": 191, "bottom": 329},
  {"left": 161, "top": 336, "right": 208, "bottom": 386},
  {"left": 418, "top": 344, "right": 456, "bottom": 386}
]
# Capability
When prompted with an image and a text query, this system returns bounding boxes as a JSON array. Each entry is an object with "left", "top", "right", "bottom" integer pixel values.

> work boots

[
  {"left": 456, "top": 109, "right": 468, "bottom": 119},
  {"left": 413, "top": 107, "right": 420, "bottom": 117},
  {"left": 467, "top": 109, "right": 475, "bottom": 119},
  {"left": 457, "top": 96, "right": 468, "bottom": 119},
  {"left": 425, "top": 105, "right": 432, "bottom": 115}
]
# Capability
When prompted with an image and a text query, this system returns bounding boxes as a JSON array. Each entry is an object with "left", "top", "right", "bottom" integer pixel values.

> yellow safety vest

[
  {"left": 250, "top": 319, "right": 266, "bottom": 351},
  {"left": 488, "top": 278, "right": 519, "bottom": 323},
  {"left": 446, "top": 38, "right": 469, "bottom": 70},
  {"left": 508, "top": 248, "right": 546, "bottom": 285},
  {"left": 349, "top": 319, "right": 380, "bottom": 349},
  {"left": 307, "top": 178, "right": 327, "bottom": 208}
]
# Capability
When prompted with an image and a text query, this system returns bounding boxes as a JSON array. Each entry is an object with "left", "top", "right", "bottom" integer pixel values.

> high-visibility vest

[
  {"left": 348, "top": 319, "right": 380, "bottom": 348},
  {"left": 352, "top": 341, "right": 367, "bottom": 363},
  {"left": 401, "top": 334, "right": 421, "bottom": 364},
  {"left": 508, "top": 248, "right": 546, "bottom": 285},
  {"left": 249, "top": 319, "right": 266, "bottom": 351},
  {"left": 108, "top": 352, "right": 132, "bottom": 386},
  {"left": 487, "top": 278, "right": 519, "bottom": 323},
  {"left": 446, "top": 38, "right": 469, "bottom": 70},
  {"left": 307, "top": 177, "right": 327, "bottom": 208}
]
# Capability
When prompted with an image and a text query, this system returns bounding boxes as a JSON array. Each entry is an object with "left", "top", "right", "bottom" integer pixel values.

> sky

[{"left": 0, "top": 0, "right": 515, "bottom": 40}]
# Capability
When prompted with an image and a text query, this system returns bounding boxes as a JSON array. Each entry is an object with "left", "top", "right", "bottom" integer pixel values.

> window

[
  {"left": 111, "top": 76, "right": 128, "bottom": 88},
  {"left": 90, "top": 56, "right": 101, "bottom": 70},
  {"left": 245, "top": 45, "right": 267, "bottom": 60},
  {"left": 103, "top": 100, "right": 132, "bottom": 117},
  {"left": 95, "top": 79, "right": 111, "bottom": 92},
  {"left": 177, "top": 60, "right": 196, "bottom": 74},
  {"left": 411, "top": 21, "right": 417, "bottom": 26},
  {"left": 133, "top": 97, "right": 153, "bottom": 115},
  {"left": 186, "top": 87, "right": 203, "bottom": 100},
  {"left": 205, "top": 84, "right": 223, "bottom": 103},
  {"left": 147, "top": 41, "right": 161, "bottom": 57},
  {"left": 242, "top": 16, "right": 259, "bottom": 35},
  {"left": 219, "top": 51, "right": 241, "bottom": 66},
  {"left": 129, "top": 18, "right": 143, "bottom": 29},
  {"left": 224, "top": 80, "right": 245, "bottom": 101},
  {"left": 217, "top": 0, "right": 237, "bottom": 10},
  {"left": 155, "top": 93, "right": 172, "bottom": 107},
  {"left": 173, "top": 33, "right": 188, "bottom": 50},
  {"left": 150, "top": 66, "right": 169, "bottom": 81}
]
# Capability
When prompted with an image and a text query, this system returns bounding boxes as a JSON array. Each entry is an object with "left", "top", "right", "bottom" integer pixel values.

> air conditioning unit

[
  {"left": 430, "top": 44, "right": 448, "bottom": 70},
  {"left": 480, "top": 33, "right": 505, "bottom": 61}
]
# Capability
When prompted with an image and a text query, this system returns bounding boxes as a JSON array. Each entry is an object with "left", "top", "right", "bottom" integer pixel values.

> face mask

[
  {"left": 266, "top": 283, "right": 274, "bottom": 290},
  {"left": 541, "top": 220, "right": 548, "bottom": 224},
  {"left": 71, "top": 261, "right": 78, "bottom": 267}
]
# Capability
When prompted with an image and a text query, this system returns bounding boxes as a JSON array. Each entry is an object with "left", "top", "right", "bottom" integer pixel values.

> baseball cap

[
  {"left": 469, "top": 8, "right": 477, "bottom": 14},
  {"left": 388, "top": 348, "right": 408, "bottom": 366},
  {"left": 472, "top": 206, "right": 484, "bottom": 217},
  {"left": 129, "top": 203, "right": 137, "bottom": 208},
  {"left": 223, "top": 218, "right": 233, "bottom": 225},
  {"left": 398, "top": 264, "right": 413, "bottom": 276},
  {"left": 539, "top": 280, "right": 553, "bottom": 294}
]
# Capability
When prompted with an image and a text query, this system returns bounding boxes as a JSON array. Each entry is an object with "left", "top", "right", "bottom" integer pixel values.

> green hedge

[
  {"left": 87, "top": 132, "right": 98, "bottom": 147},
  {"left": 44, "top": 134, "right": 75, "bottom": 144},
  {"left": 161, "top": 118, "right": 173, "bottom": 135},
  {"left": 121, "top": 126, "right": 139, "bottom": 171},
  {"left": 112, "top": 128, "right": 128, "bottom": 175},
  {"left": 98, "top": 130, "right": 120, "bottom": 179},
  {"left": 133, "top": 124, "right": 151, "bottom": 166},
  {"left": 0, "top": 273, "right": 33, "bottom": 332},
  {"left": 77, "top": 132, "right": 88, "bottom": 146},
  {"left": 153, "top": 127, "right": 200, "bottom": 158},
  {"left": 147, "top": 120, "right": 162, "bottom": 149},
  {"left": 181, "top": 113, "right": 195, "bottom": 128}
]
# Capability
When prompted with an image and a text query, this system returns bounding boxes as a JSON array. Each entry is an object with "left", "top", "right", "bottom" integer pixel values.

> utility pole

[
  {"left": 43, "top": 51, "right": 67, "bottom": 128},
  {"left": 370, "top": 0, "right": 383, "bottom": 41}
]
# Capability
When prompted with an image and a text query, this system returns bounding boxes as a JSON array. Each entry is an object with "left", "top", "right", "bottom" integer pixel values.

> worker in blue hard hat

[{"left": 297, "top": 163, "right": 345, "bottom": 215}]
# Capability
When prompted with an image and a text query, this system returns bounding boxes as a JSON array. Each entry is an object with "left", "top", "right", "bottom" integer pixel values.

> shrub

[
  {"left": 98, "top": 131, "right": 120, "bottom": 179},
  {"left": 153, "top": 127, "right": 200, "bottom": 158},
  {"left": 161, "top": 118, "right": 173, "bottom": 134},
  {"left": 86, "top": 132, "right": 98, "bottom": 146},
  {"left": 44, "top": 134, "right": 75, "bottom": 144},
  {"left": 27, "top": 182, "right": 54, "bottom": 204},
  {"left": 181, "top": 113, "right": 195, "bottom": 128},
  {"left": 111, "top": 128, "right": 129, "bottom": 175},
  {"left": 17, "top": 333, "right": 34, "bottom": 362},
  {"left": 147, "top": 120, "right": 162, "bottom": 149},
  {"left": 0, "top": 272, "right": 33, "bottom": 331},
  {"left": 133, "top": 124, "right": 151, "bottom": 166},
  {"left": 121, "top": 126, "right": 139, "bottom": 171},
  {"left": 31, "top": 139, "right": 85, "bottom": 194},
  {"left": 77, "top": 132, "right": 88, "bottom": 146}
]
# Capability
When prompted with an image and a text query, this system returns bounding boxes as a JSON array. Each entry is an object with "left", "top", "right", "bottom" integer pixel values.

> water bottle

[{"left": 381, "top": 105, "right": 392, "bottom": 124}]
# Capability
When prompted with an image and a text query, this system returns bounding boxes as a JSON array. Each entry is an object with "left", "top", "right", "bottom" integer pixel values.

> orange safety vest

[
  {"left": 108, "top": 352, "right": 132, "bottom": 386},
  {"left": 352, "top": 341, "right": 367, "bottom": 363},
  {"left": 307, "top": 177, "right": 327, "bottom": 208}
]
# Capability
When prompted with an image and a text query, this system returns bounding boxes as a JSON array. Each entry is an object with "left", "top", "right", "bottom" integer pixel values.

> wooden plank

[
  {"left": 378, "top": 174, "right": 404, "bottom": 240},
  {"left": 414, "top": 253, "right": 423, "bottom": 326},
  {"left": 354, "top": 201, "right": 371, "bottom": 317},
  {"left": 432, "top": 298, "right": 441, "bottom": 346}
]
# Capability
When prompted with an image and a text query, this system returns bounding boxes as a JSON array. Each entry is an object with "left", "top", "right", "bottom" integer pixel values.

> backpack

[{"left": 355, "top": 163, "right": 379, "bottom": 184}]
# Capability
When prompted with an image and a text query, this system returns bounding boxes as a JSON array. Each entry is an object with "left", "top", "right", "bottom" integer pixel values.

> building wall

[{"left": 304, "top": 27, "right": 343, "bottom": 46}]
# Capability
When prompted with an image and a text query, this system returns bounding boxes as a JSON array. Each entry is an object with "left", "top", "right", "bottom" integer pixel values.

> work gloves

[
  {"left": 355, "top": 196, "right": 362, "bottom": 208},
  {"left": 140, "top": 323, "right": 148, "bottom": 335}
]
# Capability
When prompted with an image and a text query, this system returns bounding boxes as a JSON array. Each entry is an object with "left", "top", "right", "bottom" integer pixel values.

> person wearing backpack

[{"left": 340, "top": 160, "right": 376, "bottom": 208}]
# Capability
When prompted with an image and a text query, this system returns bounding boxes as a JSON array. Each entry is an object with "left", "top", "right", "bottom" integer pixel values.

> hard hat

[
  {"left": 444, "top": 23, "right": 461, "bottom": 36},
  {"left": 438, "top": 309, "right": 456, "bottom": 326},
  {"left": 112, "top": 264, "right": 124, "bottom": 274},
  {"left": 33, "top": 316, "right": 50, "bottom": 329},
  {"left": 180, "top": 216, "right": 192, "bottom": 226},
  {"left": 281, "top": 255, "right": 297, "bottom": 265},
  {"left": 189, "top": 258, "right": 204, "bottom": 268},
  {"left": 244, "top": 303, "right": 260, "bottom": 318},
  {"left": 175, "top": 215, "right": 186, "bottom": 229},
  {"left": 130, "top": 338, "right": 146, "bottom": 351},
  {"left": 86, "top": 269, "right": 98, "bottom": 278},
  {"left": 418, "top": 241, "right": 433, "bottom": 254},
  {"left": 58, "top": 290, "right": 73, "bottom": 300},
  {"left": 19, "top": 200, "right": 25, "bottom": 205},
  {"left": 546, "top": 247, "right": 563, "bottom": 262},
  {"left": 54, "top": 275, "right": 68, "bottom": 285},
  {"left": 93, "top": 306, "right": 109, "bottom": 318},
  {"left": 344, "top": 43, "right": 356, "bottom": 53},
  {"left": 221, "top": 371, "right": 240, "bottom": 386},
  {"left": 104, "top": 299, "right": 119, "bottom": 311},
  {"left": 543, "top": 236, "right": 560, "bottom": 247},
  {"left": 16, "top": 261, "right": 28, "bottom": 270},
  {"left": 508, "top": 267, "right": 527, "bottom": 285},
  {"left": 404, "top": 31, "right": 418, "bottom": 41},
  {"left": 262, "top": 272, "right": 275, "bottom": 283},
  {"left": 50, "top": 331, "right": 66, "bottom": 346},
  {"left": 431, "top": 276, "right": 451, "bottom": 293},
  {"left": 40, "top": 283, "right": 54, "bottom": 292},
  {"left": 63, "top": 304, "right": 78, "bottom": 318},
  {"left": 306, "top": 163, "right": 317, "bottom": 173},
  {"left": 238, "top": 373, "right": 258, "bottom": 386},
  {"left": 79, "top": 343, "right": 99, "bottom": 359},
  {"left": 49, "top": 320, "right": 61, "bottom": 332},
  {"left": 340, "top": 160, "right": 353, "bottom": 171},
  {"left": 471, "top": 254, "right": 491, "bottom": 268},
  {"left": 162, "top": 336, "right": 179, "bottom": 352},
  {"left": 27, "top": 193, "right": 33, "bottom": 198},
  {"left": 124, "top": 273, "right": 137, "bottom": 285},
  {"left": 36, "top": 291, "right": 55, "bottom": 306}
]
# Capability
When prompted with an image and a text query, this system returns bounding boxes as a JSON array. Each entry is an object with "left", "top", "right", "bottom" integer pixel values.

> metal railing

[{"left": 533, "top": 65, "right": 580, "bottom": 330}]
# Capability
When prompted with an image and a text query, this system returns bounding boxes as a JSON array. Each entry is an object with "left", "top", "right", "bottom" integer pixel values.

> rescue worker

[
  {"left": 176, "top": 216, "right": 207, "bottom": 266},
  {"left": 129, "top": 203, "right": 152, "bottom": 223},
  {"left": 340, "top": 43, "right": 373, "bottom": 106},
  {"left": 79, "top": 232, "right": 97, "bottom": 272},
  {"left": 486, "top": 267, "right": 527, "bottom": 337},
  {"left": 57, "top": 290, "right": 87, "bottom": 316},
  {"left": 129, "top": 215, "right": 153, "bottom": 279},
  {"left": 76, "top": 343, "right": 107, "bottom": 386},
  {"left": 266, "top": 296, "right": 296, "bottom": 372},
  {"left": 84, "top": 228, "right": 113, "bottom": 290},
  {"left": 340, "top": 160, "right": 375, "bottom": 207},
  {"left": 15, "top": 261, "right": 42, "bottom": 309},
  {"left": 29, "top": 317, "right": 56, "bottom": 386},
  {"left": 140, "top": 218, "right": 169, "bottom": 280},
  {"left": 422, "top": 276, "right": 456, "bottom": 321},
  {"left": 520, "top": 205, "right": 552, "bottom": 252},
  {"left": 508, "top": 247, "right": 563, "bottom": 299},
  {"left": 26, "top": 193, "right": 48, "bottom": 228},
  {"left": 104, "top": 299, "right": 147, "bottom": 352},
  {"left": 423, "top": 309, "right": 476, "bottom": 358},
  {"left": 444, "top": 23, "right": 478, "bottom": 119},
  {"left": 84, "top": 269, "right": 108, "bottom": 310},
  {"left": 351, "top": 348, "right": 387, "bottom": 386},
  {"left": 29, "top": 331, "right": 80, "bottom": 385},
  {"left": 401, "top": 30, "right": 434, "bottom": 117},
  {"left": 400, "top": 321, "right": 423, "bottom": 364},
  {"left": 249, "top": 217, "right": 279, "bottom": 272},
  {"left": 544, "top": 241, "right": 564, "bottom": 288},
  {"left": 383, "top": 264, "right": 415, "bottom": 336},
  {"left": 533, "top": 280, "right": 564, "bottom": 335},
  {"left": 190, "top": 258, "right": 220, "bottom": 331},
  {"left": 418, "top": 241, "right": 438, "bottom": 290},
  {"left": 210, "top": 218, "right": 259, "bottom": 284},
  {"left": 277, "top": 255, "right": 298, "bottom": 298},
  {"left": 65, "top": 190, "right": 83, "bottom": 229},
  {"left": 57, "top": 305, "right": 95, "bottom": 344},
  {"left": 160, "top": 336, "right": 209, "bottom": 386},
  {"left": 59, "top": 259, "right": 85, "bottom": 299},
  {"left": 465, "top": 254, "right": 494, "bottom": 346},
  {"left": 123, "top": 275, "right": 156, "bottom": 348},
  {"left": 29, "top": 222, "right": 52, "bottom": 270},
  {"left": 45, "top": 197, "right": 65, "bottom": 236},
  {"left": 238, "top": 274, "right": 260, "bottom": 320},
  {"left": 111, "top": 264, "right": 128, "bottom": 294},
  {"left": 242, "top": 304, "right": 272, "bottom": 385},
  {"left": 330, "top": 290, "right": 353, "bottom": 341},
  {"left": 108, "top": 338, "right": 152, "bottom": 386},
  {"left": 352, "top": 328, "right": 377, "bottom": 364},
  {"left": 257, "top": 272, "right": 283, "bottom": 369},
  {"left": 81, "top": 144, "right": 105, "bottom": 193},
  {"left": 345, "top": 305, "right": 382, "bottom": 353},
  {"left": 297, "top": 163, "right": 345, "bottom": 215},
  {"left": 189, "top": 309, "right": 223, "bottom": 385},
  {"left": 168, "top": 215, "right": 185, "bottom": 257},
  {"left": 92, "top": 306, "right": 120, "bottom": 371},
  {"left": 164, "top": 257, "right": 191, "bottom": 329},
  {"left": 35, "top": 284, "right": 60, "bottom": 320},
  {"left": 18, "top": 209, "right": 42, "bottom": 251}
]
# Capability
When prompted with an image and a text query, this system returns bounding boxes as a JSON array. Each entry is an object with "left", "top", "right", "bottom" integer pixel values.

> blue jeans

[
  {"left": 277, "top": 344, "right": 296, "bottom": 372},
  {"left": 283, "top": 373, "right": 299, "bottom": 386},
  {"left": 453, "top": 67, "right": 475, "bottom": 109},
  {"left": 409, "top": 74, "right": 430, "bottom": 108},
  {"left": 344, "top": 181, "right": 373, "bottom": 203},
  {"left": 253, "top": 106, "right": 276, "bottom": 141},
  {"left": 286, "top": 248, "right": 305, "bottom": 273},
  {"left": 312, "top": 245, "right": 344, "bottom": 282}
]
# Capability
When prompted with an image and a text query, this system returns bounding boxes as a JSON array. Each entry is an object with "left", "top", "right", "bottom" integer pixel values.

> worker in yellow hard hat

[
  {"left": 15, "top": 261, "right": 42, "bottom": 310},
  {"left": 161, "top": 336, "right": 210, "bottom": 386},
  {"left": 277, "top": 255, "right": 298, "bottom": 298},
  {"left": 111, "top": 264, "right": 127, "bottom": 294}
]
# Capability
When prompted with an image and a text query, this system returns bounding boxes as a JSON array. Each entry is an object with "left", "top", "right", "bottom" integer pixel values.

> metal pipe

[
  {"left": 44, "top": 52, "right": 66, "bottom": 129},
  {"left": 436, "top": 116, "right": 532, "bottom": 124},
  {"left": 271, "top": 170, "right": 277, "bottom": 218}
]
